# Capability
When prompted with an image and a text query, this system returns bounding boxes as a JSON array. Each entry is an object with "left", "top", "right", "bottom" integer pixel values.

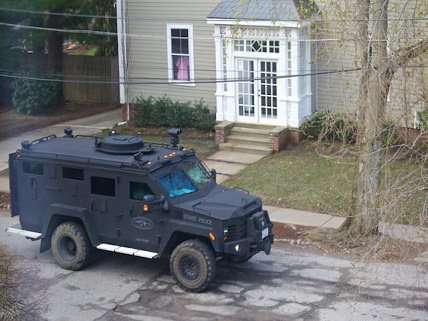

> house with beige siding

[{"left": 116, "top": 0, "right": 427, "bottom": 138}]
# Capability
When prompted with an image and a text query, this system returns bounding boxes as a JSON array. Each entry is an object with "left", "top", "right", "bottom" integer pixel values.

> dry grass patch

[
  {"left": 225, "top": 142, "right": 427, "bottom": 226},
  {"left": 0, "top": 247, "right": 20, "bottom": 321}
]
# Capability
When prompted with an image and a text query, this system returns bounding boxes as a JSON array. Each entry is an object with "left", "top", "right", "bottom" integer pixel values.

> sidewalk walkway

[
  {"left": 0, "top": 109, "right": 121, "bottom": 174},
  {"left": 265, "top": 206, "right": 347, "bottom": 229}
]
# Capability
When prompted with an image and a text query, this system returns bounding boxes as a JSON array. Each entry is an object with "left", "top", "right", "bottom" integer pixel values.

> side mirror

[
  {"left": 211, "top": 169, "right": 217, "bottom": 182},
  {"left": 143, "top": 194, "right": 157, "bottom": 203},
  {"left": 143, "top": 195, "right": 169, "bottom": 212}
]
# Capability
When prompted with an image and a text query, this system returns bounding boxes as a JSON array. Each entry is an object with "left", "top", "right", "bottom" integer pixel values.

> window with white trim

[
  {"left": 167, "top": 24, "right": 194, "bottom": 83},
  {"left": 287, "top": 41, "right": 293, "bottom": 97}
]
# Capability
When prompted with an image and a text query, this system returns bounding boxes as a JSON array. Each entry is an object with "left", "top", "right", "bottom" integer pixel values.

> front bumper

[{"left": 223, "top": 210, "right": 274, "bottom": 258}]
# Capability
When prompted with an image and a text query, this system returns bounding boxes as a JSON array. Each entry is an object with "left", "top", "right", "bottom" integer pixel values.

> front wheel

[
  {"left": 170, "top": 239, "right": 216, "bottom": 292},
  {"left": 51, "top": 222, "right": 92, "bottom": 271}
]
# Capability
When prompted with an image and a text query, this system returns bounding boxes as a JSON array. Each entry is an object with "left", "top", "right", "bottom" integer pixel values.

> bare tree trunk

[
  {"left": 46, "top": 12, "right": 64, "bottom": 73},
  {"left": 352, "top": 0, "right": 392, "bottom": 235},
  {"left": 356, "top": 0, "right": 370, "bottom": 146},
  {"left": 46, "top": 11, "right": 64, "bottom": 103}
]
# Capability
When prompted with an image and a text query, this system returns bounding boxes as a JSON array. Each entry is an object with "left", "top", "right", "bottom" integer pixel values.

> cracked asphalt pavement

[{"left": 1, "top": 214, "right": 427, "bottom": 321}]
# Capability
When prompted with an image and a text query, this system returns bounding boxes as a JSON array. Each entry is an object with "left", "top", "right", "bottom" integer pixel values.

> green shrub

[
  {"left": 300, "top": 111, "right": 357, "bottom": 144},
  {"left": 418, "top": 109, "right": 428, "bottom": 132},
  {"left": 134, "top": 96, "right": 215, "bottom": 131},
  {"left": 12, "top": 78, "right": 61, "bottom": 115},
  {"left": 381, "top": 120, "right": 401, "bottom": 148}
]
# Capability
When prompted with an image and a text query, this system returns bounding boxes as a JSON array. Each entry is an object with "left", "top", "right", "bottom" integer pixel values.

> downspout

[{"left": 116, "top": 0, "right": 128, "bottom": 119}]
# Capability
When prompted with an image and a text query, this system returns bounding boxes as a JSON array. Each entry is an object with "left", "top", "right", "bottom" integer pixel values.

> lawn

[
  {"left": 224, "top": 142, "right": 427, "bottom": 226},
  {"left": 110, "top": 126, "right": 218, "bottom": 160}
]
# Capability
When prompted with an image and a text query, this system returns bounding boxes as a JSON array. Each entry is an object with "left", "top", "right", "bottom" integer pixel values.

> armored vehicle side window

[
  {"left": 91, "top": 176, "right": 115, "bottom": 197},
  {"left": 130, "top": 182, "right": 153, "bottom": 201},
  {"left": 63, "top": 167, "right": 84, "bottom": 181},
  {"left": 23, "top": 161, "right": 44, "bottom": 175}
]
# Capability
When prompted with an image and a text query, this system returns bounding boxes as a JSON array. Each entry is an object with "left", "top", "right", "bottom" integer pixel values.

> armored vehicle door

[
  {"left": 118, "top": 177, "right": 162, "bottom": 252},
  {"left": 88, "top": 172, "right": 124, "bottom": 244}
]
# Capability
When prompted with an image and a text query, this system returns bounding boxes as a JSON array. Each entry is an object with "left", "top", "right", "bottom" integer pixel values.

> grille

[{"left": 226, "top": 221, "right": 247, "bottom": 241}]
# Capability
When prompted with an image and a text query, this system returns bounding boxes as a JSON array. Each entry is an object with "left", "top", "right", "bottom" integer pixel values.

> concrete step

[
  {"left": 219, "top": 142, "right": 272, "bottom": 155},
  {"left": 231, "top": 126, "right": 272, "bottom": 138},
  {"left": 227, "top": 135, "right": 272, "bottom": 148}
]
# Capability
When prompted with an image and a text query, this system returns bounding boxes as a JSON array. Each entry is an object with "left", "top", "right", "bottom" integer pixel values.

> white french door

[{"left": 236, "top": 58, "right": 278, "bottom": 124}]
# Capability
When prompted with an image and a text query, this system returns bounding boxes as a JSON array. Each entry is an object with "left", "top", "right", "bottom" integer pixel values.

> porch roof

[{"left": 207, "top": 0, "right": 318, "bottom": 22}]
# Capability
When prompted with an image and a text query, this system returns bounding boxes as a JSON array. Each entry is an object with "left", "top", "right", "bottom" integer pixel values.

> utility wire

[
  {"left": 0, "top": 67, "right": 364, "bottom": 85},
  {"left": 0, "top": 65, "right": 426, "bottom": 84},
  {"left": 0, "top": 21, "right": 425, "bottom": 43},
  {"left": 0, "top": 6, "right": 427, "bottom": 22}
]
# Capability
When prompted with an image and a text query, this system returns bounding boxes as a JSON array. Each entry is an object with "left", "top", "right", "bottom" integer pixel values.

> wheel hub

[
  {"left": 59, "top": 236, "right": 77, "bottom": 261},
  {"left": 179, "top": 255, "right": 201, "bottom": 281}
]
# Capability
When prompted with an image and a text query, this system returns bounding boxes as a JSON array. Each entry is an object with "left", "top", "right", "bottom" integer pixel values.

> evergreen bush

[
  {"left": 134, "top": 96, "right": 215, "bottom": 131},
  {"left": 12, "top": 78, "right": 61, "bottom": 115}
]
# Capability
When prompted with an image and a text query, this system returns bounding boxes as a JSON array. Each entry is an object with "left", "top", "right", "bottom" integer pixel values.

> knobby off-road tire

[
  {"left": 51, "top": 222, "right": 92, "bottom": 271},
  {"left": 170, "top": 239, "right": 216, "bottom": 292}
]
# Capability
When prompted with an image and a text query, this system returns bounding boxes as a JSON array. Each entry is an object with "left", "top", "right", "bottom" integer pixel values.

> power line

[
  {"left": 0, "top": 6, "right": 117, "bottom": 20},
  {"left": 0, "top": 6, "right": 427, "bottom": 22},
  {"left": 0, "top": 21, "right": 426, "bottom": 43},
  {"left": 0, "top": 67, "right": 364, "bottom": 85},
  {"left": 0, "top": 65, "right": 427, "bottom": 85}
]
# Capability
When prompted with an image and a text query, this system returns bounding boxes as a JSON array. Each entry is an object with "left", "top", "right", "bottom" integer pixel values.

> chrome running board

[
  {"left": 6, "top": 224, "right": 42, "bottom": 240},
  {"left": 96, "top": 243, "right": 159, "bottom": 259}
]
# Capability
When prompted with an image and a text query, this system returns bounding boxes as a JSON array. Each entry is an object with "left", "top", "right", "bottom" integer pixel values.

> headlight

[{"left": 223, "top": 227, "right": 229, "bottom": 240}]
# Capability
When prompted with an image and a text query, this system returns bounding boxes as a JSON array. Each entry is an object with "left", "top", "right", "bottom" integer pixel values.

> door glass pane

[
  {"left": 91, "top": 176, "right": 115, "bottom": 197},
  {"left": 260, "top": 61, "right": 278, "bottom": 119},
  {"left": 237, "top": 59, "right": 255, "bottom": 118},
  {"left": 130, "top": 182, "right": 154, "bottom": 201}
]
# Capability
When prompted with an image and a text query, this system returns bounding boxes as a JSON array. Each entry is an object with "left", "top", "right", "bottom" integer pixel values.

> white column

[
  {"left": 278, "top": 31, "right": 288, "bottom": 127},
  {"left": 224, "top": 27, "right": 237, "bottom": 122},
  {"left": 213, "top": 26, "right": 225, "bottom": 121},
  {"left": 116, "top": 0, "right": 127, "bottom": 106}
]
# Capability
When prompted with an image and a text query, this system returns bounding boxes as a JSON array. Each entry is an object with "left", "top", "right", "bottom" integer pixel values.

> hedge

[
  {"left": 12, "top": 78, "right": 61, "bottom": 115},
  {"left": 134, "top": 96, "right": 215, "bottom": 132}
]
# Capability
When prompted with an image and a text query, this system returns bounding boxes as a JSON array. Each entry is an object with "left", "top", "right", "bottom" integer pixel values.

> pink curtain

[{"left": 176, "top": 57, "right": 190, "bottom": 81}]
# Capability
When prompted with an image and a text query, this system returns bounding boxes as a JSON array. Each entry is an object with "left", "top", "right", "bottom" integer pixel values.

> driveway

[{"left": 0, "top": 213, "right": 427, "bottom": 321}]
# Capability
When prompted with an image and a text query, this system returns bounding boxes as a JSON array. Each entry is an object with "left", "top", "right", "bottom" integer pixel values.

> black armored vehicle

[{"left": 7, "top": 129, "right": 273, "bottom": 291}]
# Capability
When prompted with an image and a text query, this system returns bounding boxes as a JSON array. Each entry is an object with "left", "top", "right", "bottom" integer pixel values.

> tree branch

[{"left": 391, "top": 38, "right": 428, "bottom": 72}]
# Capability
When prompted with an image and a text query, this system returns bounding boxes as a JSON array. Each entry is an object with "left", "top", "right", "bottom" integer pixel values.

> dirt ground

[
  {"left": 0, "top": 103, "right": 118, "bottom": 140},
  {"left": 0, "top": 192, "right": 10, "bottom": 212}
]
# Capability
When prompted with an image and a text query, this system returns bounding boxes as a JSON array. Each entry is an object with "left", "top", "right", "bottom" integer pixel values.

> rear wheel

[
  {"left": 170, "top": 239, "right": 216, "bottom": 292},
  {"left": 51, "top": 222, "right": 91, "bottom": 271}
]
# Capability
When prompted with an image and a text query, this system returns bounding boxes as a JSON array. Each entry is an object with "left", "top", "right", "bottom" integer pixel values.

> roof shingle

[{"left": 208, "top": 0, "right": 318, "bottom": 21}]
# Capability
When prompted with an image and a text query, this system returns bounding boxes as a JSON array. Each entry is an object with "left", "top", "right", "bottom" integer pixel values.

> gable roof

[{"left": 207, "top": 0, "right": 319, "bottom": 22}]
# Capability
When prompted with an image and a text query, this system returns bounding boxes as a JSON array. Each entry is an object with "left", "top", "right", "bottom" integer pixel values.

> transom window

[
  {"left": 234, "top": 40, "right": 280, "bottom": 54},
  {"left": 167, "top": 24, "right": 194, "bottom": 83}
]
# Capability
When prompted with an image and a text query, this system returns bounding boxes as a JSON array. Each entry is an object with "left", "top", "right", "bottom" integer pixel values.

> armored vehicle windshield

[{"left": 156, "top": 158, "right": 213, "bottom": 198}]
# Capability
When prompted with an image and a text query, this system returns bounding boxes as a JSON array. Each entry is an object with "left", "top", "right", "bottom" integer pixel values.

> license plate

[{"left": 262, "top": 227, "right": 269, "bottom": 239}]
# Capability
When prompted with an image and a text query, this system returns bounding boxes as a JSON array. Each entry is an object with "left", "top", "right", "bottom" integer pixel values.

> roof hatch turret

[{"left": 95, "top": 135, "right": 144, "bottom": 155}]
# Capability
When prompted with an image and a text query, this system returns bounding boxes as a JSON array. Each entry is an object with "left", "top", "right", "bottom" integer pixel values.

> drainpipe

[{"left": 116, "top": 0, "right": 128, "bottom": 120}]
